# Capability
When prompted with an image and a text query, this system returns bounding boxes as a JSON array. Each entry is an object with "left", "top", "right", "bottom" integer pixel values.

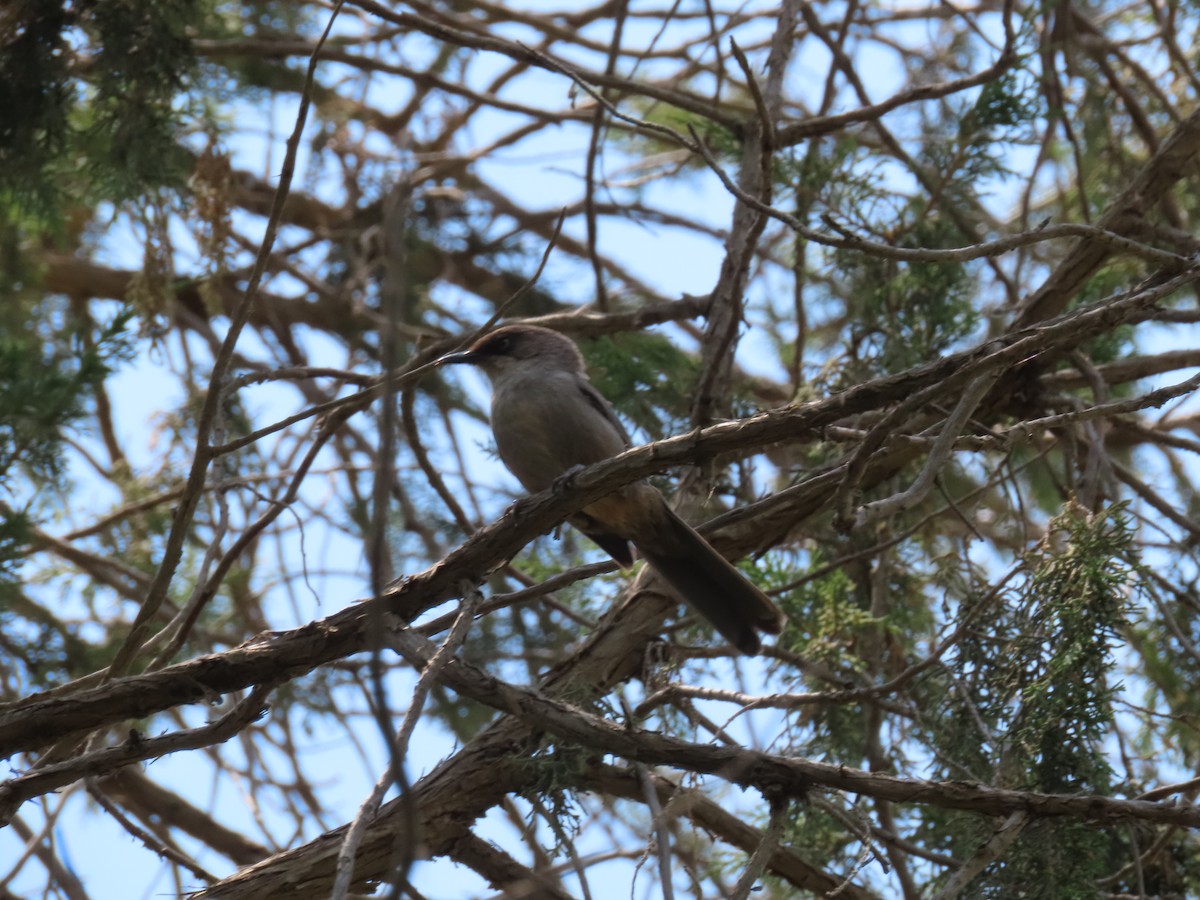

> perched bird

[{"left": 438, "top": 324, "right": 785, "bottom": 654}]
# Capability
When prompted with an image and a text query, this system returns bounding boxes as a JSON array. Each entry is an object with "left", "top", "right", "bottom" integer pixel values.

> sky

[{"left": 7, "top": 2, "right": 1181, "bottom": 898}]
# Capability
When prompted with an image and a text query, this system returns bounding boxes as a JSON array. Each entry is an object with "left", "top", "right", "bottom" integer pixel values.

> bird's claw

[{"left": 552, "top": 464, "right": 586, "bottom": 495}]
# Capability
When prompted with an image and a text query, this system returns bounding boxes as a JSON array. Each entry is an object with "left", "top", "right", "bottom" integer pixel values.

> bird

[{"left": 437, "top": 323, "right": 786, "bottom": 654}]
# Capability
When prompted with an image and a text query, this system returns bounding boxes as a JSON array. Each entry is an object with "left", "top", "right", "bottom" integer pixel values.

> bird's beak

[{"left": 435, "top": 349, "right": 481, "bottom": 367}]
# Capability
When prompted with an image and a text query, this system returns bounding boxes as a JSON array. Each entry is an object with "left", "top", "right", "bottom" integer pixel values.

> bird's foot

[{"left": 552, "top": 464, "right": 586, "bottom": 496}]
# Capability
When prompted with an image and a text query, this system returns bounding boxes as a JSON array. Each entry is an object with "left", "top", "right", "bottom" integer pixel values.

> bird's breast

[{"left": 490, "top": 373, "right": 628, "bottom": 494}]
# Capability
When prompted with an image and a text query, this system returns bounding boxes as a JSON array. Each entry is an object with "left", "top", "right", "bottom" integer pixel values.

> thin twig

[
  {"left": 0, "top": 683, "right": 276, "bottom": 823},
  {"left": 927, "top": 811, "right": 1029, "bottom": 900},
  {"left": 331, "top": 587, "right": 481, "bottom": 900},
  {"left": 637, "top": 764, "right": 675, "bottom": 900},
  {"left": 85, "top": 779, "right": 218, "bottom": 885},
  {"left": 103, "top": 0, "right": 346, "bottom": 682},
  {"left": 854, "top": 370, "right": 1000, "bottom": 527},
  {"left": 731, "top": 796, "right": 787, "bottom": 900}
]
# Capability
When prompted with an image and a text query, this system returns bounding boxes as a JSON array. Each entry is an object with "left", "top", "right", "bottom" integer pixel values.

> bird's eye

[{"left": 492, "top": 336, "right": 511, "bottom": 353}]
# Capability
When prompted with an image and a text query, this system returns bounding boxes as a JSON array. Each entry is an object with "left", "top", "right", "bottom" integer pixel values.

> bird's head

[{"left": 437, "top": 324, "right": 586, "bottom": 380}]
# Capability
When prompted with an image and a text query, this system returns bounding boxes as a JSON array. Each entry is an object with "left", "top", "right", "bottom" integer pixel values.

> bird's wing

[{"left": 575, "top": 376, "right": 633, "bottom": 448}]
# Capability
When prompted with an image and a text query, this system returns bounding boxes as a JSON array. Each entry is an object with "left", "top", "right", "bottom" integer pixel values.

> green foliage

[
  {"left": 1134, "top": 604, "right": 1200, "bottom": 762},
  {"left": 776, "top": 559, "right": 874, "bottom": 765},
  {"left": 0, "top": 582, "right": 100, "bottom": 688},
  {"left": 0, "top": 309, "right": 134, "bottom": 487},
  {"left": 517, "top": 743, "right": 607, "bottom": 861},
  {"left": 1070, "top": 264, "right": 1140, "bottom": 365},
  {"left": 622, "top": 100, "right": 741, "bottom": 164},
  {"left": 0, "top": 308, "right": 134, "bottom": 505},
  {"left": 582, "top": 329, "right": 699, "bottom": 440},
  {"left": 0, "top": 2, "right": 72, "bottom": 215},
  {"left": 237, "top": 0, "right": 312, "bottom": 33},
  {"left": 0, "top": 310, "right": 134, "bottom": 684},
  {"left": 202, "top": 2, "right": 320, "bottom": 99},
  {"left": 923, "top": 70, "right": 1042, "bottom": 201},
  {"left": 932, "top": 503, "right": 1138, "bottom": 896},
  {"left": 833, "top": 217, "right": 980, "bottom": 375},
  {"left": 969, "top": 68, "right": 1041, "bottom": 133},
  {"left": 822, "top": 65, "right": 1041, "bottom": 379},
  {"left": 82, "top": 0, "right": 199, "bottom": 200},
  {"left": 775, "top": 801, "right": 861, "bottom": 887},
  {"left": 787, "top": 564, "right": 875, "bottom": 668},
  {"left": 959, "top": 817, "right": 1110, "bottom": 900},
  {"left": 1006, "top": 505, "right": 1131, "bottom": 792},
  {"left": 0, "top": 0, "right": 201, "bottom": 219}
]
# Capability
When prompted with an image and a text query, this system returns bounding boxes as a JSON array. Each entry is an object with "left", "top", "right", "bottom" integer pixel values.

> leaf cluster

[
  {"left": 0, "top": 310, "right": 134, "bottom": 683},
  {"left": 583, "top": 329, "right": 699, "bottom": 440},
  {"left": 833, "top": 217, "right": 980, "bottom": 376},
  {"left": 0, "top": 0, "right": 201, "bottom": 221},
  {"left": 931, "top": 504, "right": 1139, "bottom": 896},
  {"left": 0, "top": 308, "right": 134, "bottom": 489}
]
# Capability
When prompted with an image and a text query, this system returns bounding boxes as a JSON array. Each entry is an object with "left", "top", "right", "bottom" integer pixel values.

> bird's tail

[{"left": 635, "top": 506, "right": 786, "bottom": 655}]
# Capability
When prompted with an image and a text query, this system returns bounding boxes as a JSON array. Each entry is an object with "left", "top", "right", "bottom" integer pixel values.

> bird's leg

[{"left": 550, "top": 465, "right": 587, "bottom": 538}]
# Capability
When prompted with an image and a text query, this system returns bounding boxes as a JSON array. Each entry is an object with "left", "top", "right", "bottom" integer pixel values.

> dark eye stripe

[{"left": 482, "top": 334, "right": 511, "bottom": 354}]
